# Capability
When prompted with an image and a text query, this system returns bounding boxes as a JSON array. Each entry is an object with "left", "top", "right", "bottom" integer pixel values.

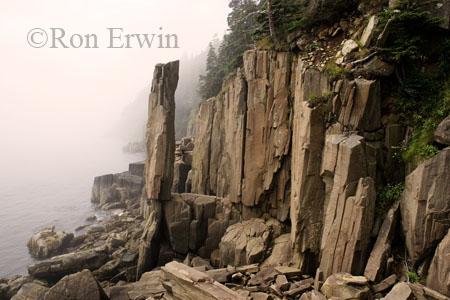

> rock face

[
  {"left": 44, "top": 269, "right": 108, "bottom": 300},
  {"left": 191, "top": 99, "right": 215, "bottom": 195},
  {"left": 27, "top": 228, "right": 73, "bottom": 259},
  {"left": 136, "top": 201, "right": 162, "bottom": 279},
  {"left": 400, "top": 147, "right": 450, "bottom": 264},
  {"left": 320, "top": 176, "right": 376, "bottom": 278},
  {"left": 144, "top": 60, "right": 179, "bottom": 201},
  {"left": 434, "top": 115, "right": 450, "bottom": 145},
  {"left": 91, "top": 163, "right": 144, "bottom": 210},
  {"left": 241, "top": 51, "right": 291, "bottom": 210},
  {"left": 290, "top": 60, "right": 328, "bottom": 272},
  {"left": 191, "top": 51, "right": 291, "bottom": 219},
  {"left": 427, "top": 230, "right": 450, "bottom": 297},
  {"left": 188, "top": 51, "right": 386, "bottom": 278}
]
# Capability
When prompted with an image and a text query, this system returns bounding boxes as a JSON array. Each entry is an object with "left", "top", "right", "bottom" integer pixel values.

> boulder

[
  {"left": 217, "top": 218, "right": 280, "bottom": 267},
  {"left": 144, "top": 60, "right": 179, "bottom": 201},
  {"left": 382, "top": 282, "right": 413, "bottom": 300},
  {"left": 261, "top": 234, "right": 292, "bottom": 268},
  {"left": 28, "top": 247, "right": 109, "bottom": 281},
  {"left": 27, "top": 228, "right": 73, "bottom": 259},
  {"left": 360, "top": 16, "right": 379, "bottom": 47},
  {"left": 0, "top": 276, "right": 32, "bottom": 300},
  {"left": 44, "top": 269, "right": 108, "bottom": 300},
  {"left": 427, "top": 230, "right": 450, "bottom": 297},
  {"left": 400, "top": 147, "right": 450, "bottom": 264},
  {"left": 126, "top": 270, "right": 165, "bottom": 300},
  {"left": 161, "top": 261, "right": 246, "bottom": 300},
  {"left": 10, "top": 283, "right": 48, "bottom": 300},
  {"left": 342, "top": 39, "right": 359, "bottom": 56},
  {"left": 434, "top": 115, "right": 450, "bottom": 145},
  {"left": 321, "top": 273, "right": 370, "bottom": 300}
]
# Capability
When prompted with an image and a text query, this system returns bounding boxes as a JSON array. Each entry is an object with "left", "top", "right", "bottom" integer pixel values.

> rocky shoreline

[{"left": 2, "top": 2, "right": 450, "bottom": 299}]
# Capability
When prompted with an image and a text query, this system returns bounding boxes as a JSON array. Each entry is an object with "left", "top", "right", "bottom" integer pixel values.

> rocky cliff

[{"left": 4, "top": 2, "right": 450, "bottom": 300}]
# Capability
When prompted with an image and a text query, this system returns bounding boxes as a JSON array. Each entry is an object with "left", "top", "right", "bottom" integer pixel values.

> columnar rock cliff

[
  {"left": 186, "top": 46, "right": 450, "bottom": 295},
  {"left": 13, "top": 6, "right": 450, "bottom": 299},
  {"left": 190, "top": 50, "right": 387, "bottom": 278}
]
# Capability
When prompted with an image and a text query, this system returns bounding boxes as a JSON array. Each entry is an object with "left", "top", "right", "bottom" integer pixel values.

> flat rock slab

[
  {"left": 28, "top": 247, "right": 109, "bottom": 281},
  {"left": 382, "top": 282, "right": 412, "bottom": 300},
  {"left": 275, "top": 266, "right": 301, "bottom": 277},
  {"left": 161, "top": 261, "right": 246, "bottom": 300}
]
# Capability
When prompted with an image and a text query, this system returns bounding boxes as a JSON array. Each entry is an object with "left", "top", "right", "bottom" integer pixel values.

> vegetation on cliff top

[
  {"left": 379, "top": 0, "right": 450, "bottom": 166},
  {"left": 198, "top": 0, "right": 356, "bottom": 101}
]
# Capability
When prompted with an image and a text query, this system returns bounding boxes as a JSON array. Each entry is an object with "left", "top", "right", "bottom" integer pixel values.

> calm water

[{"left": 0, "top": 137, "right": 144, "bottom": 278}]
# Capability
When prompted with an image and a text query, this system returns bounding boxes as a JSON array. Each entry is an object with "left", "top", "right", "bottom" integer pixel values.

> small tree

[{"left": 198, "top": 43, "right": 222, "bottom": 100}]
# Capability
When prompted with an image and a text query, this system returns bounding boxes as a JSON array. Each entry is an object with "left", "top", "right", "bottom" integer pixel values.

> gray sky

[{"left": 0, "top": 0, "right": 230, "bottom": 149}]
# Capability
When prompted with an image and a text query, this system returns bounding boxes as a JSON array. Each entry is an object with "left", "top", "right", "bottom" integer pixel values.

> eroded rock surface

[
  {"left": 427, "top": 229, "right": 450, "bottom": 297},
  {"left": 400, "top": 147, "right": 450, "bottom": 264},
  {"left": 43, "top": 269, "right": 108, "bottom": 300},
  {"left": 144, "top": 60, "right": 179, "bottom": 201},
  {"left": 27, "top": 228, "right": 73, "bottom": 259}
]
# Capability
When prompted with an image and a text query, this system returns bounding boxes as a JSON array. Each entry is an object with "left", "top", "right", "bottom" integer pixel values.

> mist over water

[
  {"left": 0, "top": 136, "right": 144, "bottom": 277},
  {"left": 0, "top": 0, "right": 229, "bottom": 278}
]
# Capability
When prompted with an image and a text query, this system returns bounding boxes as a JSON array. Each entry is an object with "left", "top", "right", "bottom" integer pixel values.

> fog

[
  {"left": 0, "top": 0, "right": 229, "bottom": 150},
  {"left": 0, "top": 0, "right": 229, "bottom": 277}
]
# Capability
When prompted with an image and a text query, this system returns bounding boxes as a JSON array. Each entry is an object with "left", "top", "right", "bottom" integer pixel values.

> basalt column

[{"left": 137, "top": 60, "right": 179, "bottom": 279}]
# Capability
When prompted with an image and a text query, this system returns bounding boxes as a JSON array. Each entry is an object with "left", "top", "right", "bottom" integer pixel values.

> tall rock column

[
  {"left": 241, "top": 51, "right": 291, "bottom": 213},
  {"left": 144, "top": 61, "right": 179, "bottom": 203},
  {"left": 290, "top": 60, "right": 329, "bottom": 272},
  {"left": 137, "top": 60, "right": 179, "bottom": 279},
  {"left": 319, "top": 135, "right": 376, "bottom": 278}
]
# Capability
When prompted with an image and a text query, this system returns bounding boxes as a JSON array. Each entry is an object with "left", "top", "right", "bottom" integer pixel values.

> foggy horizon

[
  {"left": 0, "top": 0, "right": 230, "bottom": 150},
  {"left": 0, "top": 0, "right": 230, "bottom": 277}
]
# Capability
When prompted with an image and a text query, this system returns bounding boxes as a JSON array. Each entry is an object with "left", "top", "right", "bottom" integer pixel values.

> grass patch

[
  {"left": 376, "top": 183, "right": 405, "bottom": 219},
  {"left": 408, "top": 271, "right": 420, "bottom": 283},
  {"left": 322, "top": 59, "right": 348, "bottom": 80}
]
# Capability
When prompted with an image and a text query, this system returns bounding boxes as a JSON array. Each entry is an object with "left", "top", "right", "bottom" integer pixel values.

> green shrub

[
  {"left": 378, "top": 1, "right": 442, "bottom": 63},
  {"left": 322, "top": 59, "right": 348, "bottom": 80},
  {"left": 376, "top": 183, "right": 405, "bottom": 219},
  {"left": 408, "top": 271, "right": 420, "bottom": 283}
]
